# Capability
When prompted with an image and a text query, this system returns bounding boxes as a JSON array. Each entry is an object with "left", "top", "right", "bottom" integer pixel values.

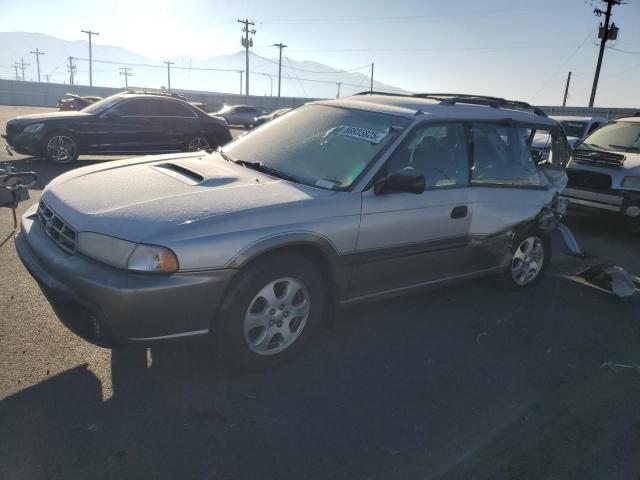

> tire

[
  {"left": 216, "top": 252, "right": 325, "bottom": 371},
  {"left": 626, "top": 216, "right": 640, "bottom": 236},
  {"left": 498, "top": 227, "right": 551, "bottom": 289},
  {"left": 184, "top": 134, "right": 211, "bottom": 152},
  {"left": 43, "top": 131, "right": 79, "bottom": 165}
]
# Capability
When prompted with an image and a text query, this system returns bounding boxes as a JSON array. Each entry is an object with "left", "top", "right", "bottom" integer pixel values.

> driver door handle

[{"left": 451, "top": 205, "right": 468, "bottom": 219}]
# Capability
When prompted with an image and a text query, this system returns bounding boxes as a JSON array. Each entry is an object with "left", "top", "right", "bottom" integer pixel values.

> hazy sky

[{"left": 1, "top": 0, "right": 639, "bottom": 106}]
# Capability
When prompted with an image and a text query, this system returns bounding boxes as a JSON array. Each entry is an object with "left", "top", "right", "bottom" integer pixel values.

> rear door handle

[{"left": 451, "top": 205, "right": 468, "bottom": 219}]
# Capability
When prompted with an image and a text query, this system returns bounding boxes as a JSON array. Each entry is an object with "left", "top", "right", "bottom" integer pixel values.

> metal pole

[
  {"left": 164, "top": 61, "right": 174, "bottom": 92},
  {"left": 81, "top": 30, "right": 99, "bottom": 86},
  {"left": 238, "top": 19, "right": 255, "bottom": 96},
  {"left": 336, "top": 82, "right": 341, "bottom": 98},
  {"left": 273, "top": 43, "right": 287, "bottom": 97},
  {"left": 239, "top": 70, "right": 243, "bottom": 95},
  {"left": 562, "top": 71, "right": 572, "bottom": 107},
  {"left": 370, "top": 63, "right": 374, "bottom": 93},
  {"left": 68, "top": 56, "right": 75, "bottom": 85},
  {"left": 589, "top": 0, "right": 616, "bottom": 107},
  {"left": 30, "top": 48, "right": 44, "bottom": 82}
]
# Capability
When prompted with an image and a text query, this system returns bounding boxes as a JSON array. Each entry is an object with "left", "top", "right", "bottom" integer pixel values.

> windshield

[
  {"left": 223, "top": 104, "right": 409, "bottom": 190},
  {"left": 82, "top": 95, "right": 125, "bottom": 114},
  {"left": 559, "top": 120, "right": 587, "bottom": 138},
  {"left": 580, "top": 121, "right": 640, "bottom": 152}
]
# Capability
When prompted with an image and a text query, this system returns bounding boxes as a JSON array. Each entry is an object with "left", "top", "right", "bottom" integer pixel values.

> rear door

[
  {"left": 154, "top": 99, "right": 199, "bottom": 150},
  {"left": 350, "top": 122, "right": 475, "bottom": 299}
]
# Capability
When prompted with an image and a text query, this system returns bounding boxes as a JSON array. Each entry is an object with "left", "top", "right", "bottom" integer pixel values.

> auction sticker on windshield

[{"left": 337, "top": 126, "right": 387, "bottom": 144}]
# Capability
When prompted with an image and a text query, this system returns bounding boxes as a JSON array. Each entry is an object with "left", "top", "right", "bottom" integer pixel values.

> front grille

[
  {"left": 37, "top": 200, "right": 77, "bottom": 254},
  {"left": 566, "top": 169, "right": 612, "bottom": 191},
  {"left": 571, "top": 149, "right": 625, "bottom": 167}
]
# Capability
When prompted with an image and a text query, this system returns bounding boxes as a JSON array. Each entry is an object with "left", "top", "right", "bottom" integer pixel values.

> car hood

[
  {"left": 41, "top": 152, "right": 335, "bottom": 243},
  {"left": 571, "top": 148, "right": 640, "bottom": 171},
  {"left": 9, "top": 111, "right": 93, "bottom": 125}
]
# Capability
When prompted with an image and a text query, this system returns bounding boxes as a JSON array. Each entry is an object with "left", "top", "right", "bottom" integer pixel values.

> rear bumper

[{"left": 15, "top": 205, "right": 237, "bottom": 347}]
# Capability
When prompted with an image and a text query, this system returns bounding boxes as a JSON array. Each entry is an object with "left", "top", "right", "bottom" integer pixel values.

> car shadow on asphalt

[{"left": 2, "top": 271, "right": 640, "bottom": 480}]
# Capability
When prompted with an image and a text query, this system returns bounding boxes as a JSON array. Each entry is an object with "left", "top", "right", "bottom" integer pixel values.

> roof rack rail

[
  {"left": 352, "top": 90, "right": 547, "bottom": 117},
  {"left": 411, "top": 93, "right": 547, "bottom": 117},
  {"left": 122, "top": 89, "right": 187, "bottom": 100}
]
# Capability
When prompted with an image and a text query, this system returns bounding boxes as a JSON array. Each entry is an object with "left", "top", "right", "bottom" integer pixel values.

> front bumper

[
  {"left": 560, "top": 187, "right": 640, "bottom": 217},
  {"left": 3, "top": 132, "right": 44, "bottom": 156},
  {"left": 15, "top": 205, "right": 237, "bottom": 347}
]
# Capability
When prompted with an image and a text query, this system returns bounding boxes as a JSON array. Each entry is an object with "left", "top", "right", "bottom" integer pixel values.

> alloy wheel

[
  {"left": 243, "top": 277, "right": 311, "bottom": 355},
  {"left": 46, "top": 135, "right": 77, "bottom": 163},
  {"left": 511, "top": 236, "right": 545, "bottom": 286},
  {"left": 188, "top": 137, "right": 210, "bottom": 152}
]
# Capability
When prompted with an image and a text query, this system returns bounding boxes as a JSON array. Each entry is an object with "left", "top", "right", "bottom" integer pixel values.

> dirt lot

[{"left": 1, "top": 104, "right": 640, "bottom": 480}]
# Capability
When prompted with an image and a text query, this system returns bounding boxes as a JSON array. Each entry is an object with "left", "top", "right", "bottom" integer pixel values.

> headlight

[
  {"left": 76, "top": 232, "right": 178, "bottom": 273},
  {"left": 621, "top": 176, "right": 640, "bottom": 190},
  {"left": 127, "top": 244, "right": 179, "bottom": 273},
  {"left": 23, "top": 123, "right": 44, "bottom": 134}
]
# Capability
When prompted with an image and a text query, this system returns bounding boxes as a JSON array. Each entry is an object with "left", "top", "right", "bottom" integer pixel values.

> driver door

[{"left": 350, "top": 122, "right": 475, "bottom": 299}]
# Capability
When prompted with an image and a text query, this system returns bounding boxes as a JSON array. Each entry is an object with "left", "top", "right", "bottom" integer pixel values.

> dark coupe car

[{"left": 3, "top": 93, "right": 232, "bottom": 164}]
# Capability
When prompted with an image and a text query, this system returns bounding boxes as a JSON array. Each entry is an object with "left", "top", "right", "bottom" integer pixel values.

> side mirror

[{"left": 374, "top": 169, "right": 426, "bottom": 195}]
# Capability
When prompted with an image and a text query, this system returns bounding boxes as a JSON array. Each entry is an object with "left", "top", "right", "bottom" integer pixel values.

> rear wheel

[
  {"left": 499, "top": 227, "right": 550, "bottom": 289},
  {"left": 216, "top": 253, "right": 325, "bottom": 371},
  {"left": 184, "top": 135, "right": 211, "bottom": 152},
  {"left": 43, "top": 132, "right": 79, "bottom": 165}
]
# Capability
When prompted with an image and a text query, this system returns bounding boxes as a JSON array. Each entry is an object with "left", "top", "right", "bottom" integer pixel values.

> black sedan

[{"left": 3, "top": 93, "right": 232, "bottom": 164}]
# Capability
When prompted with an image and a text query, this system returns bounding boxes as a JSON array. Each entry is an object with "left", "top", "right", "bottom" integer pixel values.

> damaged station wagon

[{"left": 16, "top": 92, "right": 570, "bottom": 370}]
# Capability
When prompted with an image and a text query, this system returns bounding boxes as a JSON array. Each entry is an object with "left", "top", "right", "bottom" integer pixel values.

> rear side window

[
  {"left": 161, "top": 100, "right": 196, "bottom": 117},
  {"left": 470, "top": 123, "right": 545, "bottom": 187}
]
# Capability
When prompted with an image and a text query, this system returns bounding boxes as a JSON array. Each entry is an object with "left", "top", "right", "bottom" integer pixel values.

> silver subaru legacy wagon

[{"left": 16, "top": 93, "right": 569, "bottom": 370}]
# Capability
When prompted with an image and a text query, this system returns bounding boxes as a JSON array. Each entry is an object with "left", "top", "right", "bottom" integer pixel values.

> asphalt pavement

[{"left": 1, "top": 105, "right": 640, "bottom": 480}]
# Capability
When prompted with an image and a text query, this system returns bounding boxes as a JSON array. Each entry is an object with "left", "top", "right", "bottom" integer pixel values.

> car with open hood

[
  {"left": 15, "top": 92, "right": 569, "bottom": 370},
  {"left": 560, "top": 115, "right": 640, "bottom": 234}
]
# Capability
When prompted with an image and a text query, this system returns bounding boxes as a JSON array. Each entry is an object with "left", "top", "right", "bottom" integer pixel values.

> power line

[
  {"left": 13, "top": 58, "right": 30, "bottom": 81},
  {"left": 606, "top": 46, "right": 640, "bottom": 54},
  {"left": 287, "top": 44, "right": 582, "bottom": 53},
  {"left": 285, "top": 57, "right": 307, "bottom": 97},
  {"left": 250, "top": 51, "right": 370, "bottom": 74}
]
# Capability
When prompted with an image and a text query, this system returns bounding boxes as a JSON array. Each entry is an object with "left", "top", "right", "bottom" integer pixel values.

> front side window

[
  {"left": 580, "top": 121, "right": 640, "bottom": 153},
  {"left": 470, "top": 123, "right": 546, "bottom": 187},
  {"left": 224, "top": 104, "right": 409, "bottom": 190},
  {"left": 385, "top": 123, "right": 469, "bottom": 188}
]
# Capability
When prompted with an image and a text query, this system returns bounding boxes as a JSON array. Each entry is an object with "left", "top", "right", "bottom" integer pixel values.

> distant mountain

[{"left": 0, "top": 32, "right": 406, "bottom": 98}]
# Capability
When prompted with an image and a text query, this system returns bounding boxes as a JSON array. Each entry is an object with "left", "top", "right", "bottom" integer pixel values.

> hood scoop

[{"left": 152, "top": 163, "right": 205, "bottom": 185}]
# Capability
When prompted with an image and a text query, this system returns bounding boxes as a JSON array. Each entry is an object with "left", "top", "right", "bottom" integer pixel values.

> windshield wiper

[
  {"left": 234, "top": 159, "right": 301, "bottom": 183},
  {"left": 215, "top": 147, "right": 235, "bottom": 163}
]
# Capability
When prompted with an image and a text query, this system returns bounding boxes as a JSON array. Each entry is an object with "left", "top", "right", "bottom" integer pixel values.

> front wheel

[
  {"left": 43, "top": 132, "right": 79, "bottom": 165},
  {"left": 216, "top": 253, "right": 325, "bottom": 371},
  {"left": 499, "top": 228, "right": 550, "bottom": 289}
]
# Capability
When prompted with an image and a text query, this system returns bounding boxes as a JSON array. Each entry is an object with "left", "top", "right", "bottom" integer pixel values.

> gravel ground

[{"left": 1, "top": 104, "right": 640, "bottom": 480}]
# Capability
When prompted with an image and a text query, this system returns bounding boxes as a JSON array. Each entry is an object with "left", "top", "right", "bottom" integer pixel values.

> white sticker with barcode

[{"left": 336, "top": 126, "right": 387, "bottom": 144}]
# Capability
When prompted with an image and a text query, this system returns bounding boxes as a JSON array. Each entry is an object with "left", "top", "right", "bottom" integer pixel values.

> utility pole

[
  {"left": 336, "top": 82, "right": 341, "bottom": 99},
  {"left": 164, "top": 61, "right": 174, "bottom": 92},
  {"left": 238, "top": 70, "right": 243, "bottom": 95},
  {"left": 14, "top": 59, "right": 29, "bottom": 81},
  {"left": 11, "top": 65, "right": 20, "bottom": 81},
  {"left": 238, "top": 19, "right": 256, "bottom": 96},
  {"left": 370, "top": 62, "right": 374, "bottom": 93},
  {"left": 562, "top": 71, "right": 572, "bottom": 107},
  {"left": 44, "top": 74, "right": 51, "bottom": 83},
  {"left": 81, "top": 29, "right": 99, "bottom": 86},
  {"left": 273, "top": 42, "right": 287, "bottom": 97},
  {"left": 120, "top": 67, "right": 132, "bottom": 88},
  {"left": 30, "top": 48, "right": 45, "bottom": 82},
  {"left": 589, "top": 0, "right": 620, "bottom": 107},
  {"left": 67, "top": 56, "right": 76, "bottom": 86}
]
